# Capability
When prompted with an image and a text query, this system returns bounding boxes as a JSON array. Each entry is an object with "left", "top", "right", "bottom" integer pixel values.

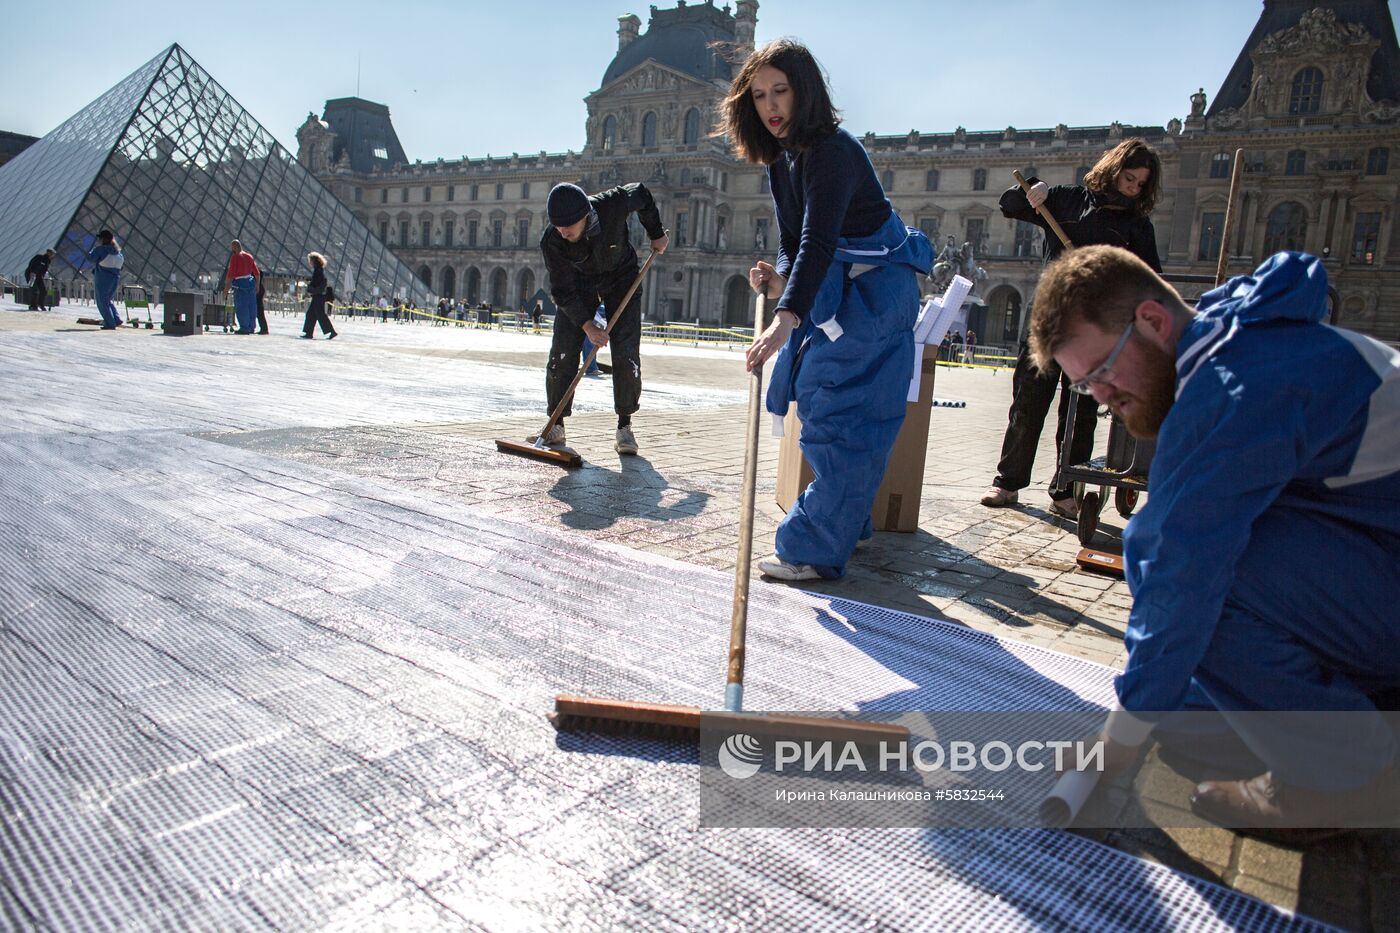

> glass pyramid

[{"left": 0, "top": 44, "right": 431, "bottom": 305}]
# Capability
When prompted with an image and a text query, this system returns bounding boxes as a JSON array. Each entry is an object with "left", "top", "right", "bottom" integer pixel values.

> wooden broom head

[{"left": 495, "top": 437, "right": 582, "bottom": 467}]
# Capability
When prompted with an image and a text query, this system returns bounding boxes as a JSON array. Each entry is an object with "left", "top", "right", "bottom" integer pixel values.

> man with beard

[{"left": 1031, "top": 245, "right": 1400, "bottom": 839}]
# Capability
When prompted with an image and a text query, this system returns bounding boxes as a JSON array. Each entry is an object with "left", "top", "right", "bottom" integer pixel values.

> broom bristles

[{"left": 495, "top": 437, "right": 582, "bottom": 467}]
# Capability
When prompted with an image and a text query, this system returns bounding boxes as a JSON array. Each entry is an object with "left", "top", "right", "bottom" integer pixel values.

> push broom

[
  {"left": 1009, "top": 170, "right": 1127, "bottom": 579},
  {"left": 495, "top": 248, "right": 661, "bottom": 468},
  {"left": 552, "top": 291, "right": 910, "bottom": 747}
]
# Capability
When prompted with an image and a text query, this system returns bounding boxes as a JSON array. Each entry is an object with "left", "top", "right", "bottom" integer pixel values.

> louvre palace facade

[{"left": 298, "top": 0, "right": 1400, "bottom": 344}]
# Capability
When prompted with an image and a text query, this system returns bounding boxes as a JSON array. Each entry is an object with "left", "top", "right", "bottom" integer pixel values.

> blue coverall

[
  {"left": 1108, "top": 252, "right": 1400, "bottom": 790},
  {"left": 764, "top": 127, "right": 932, "bottom": 578},
  {"left": 87, "top": 243, "right": 123, "bottom": 328}
]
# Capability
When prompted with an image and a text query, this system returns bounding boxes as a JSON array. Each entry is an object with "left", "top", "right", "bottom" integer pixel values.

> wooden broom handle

[
  {"left": 726, "top": 291, "right": 766, "bottom": 705},
  {"left": 1013, "top": 170, "right": 1074, "bottom": 250},
  {"left": 532, "top": 246, "right": 660, "bottom": 439},
  {"left": 1215, "top": 148, "right": 1244, "bottom": 287}
]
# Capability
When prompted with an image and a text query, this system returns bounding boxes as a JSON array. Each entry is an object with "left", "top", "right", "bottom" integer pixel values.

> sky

[{"left": 3, "top": 1, "right": 1392, "bottom": 160}]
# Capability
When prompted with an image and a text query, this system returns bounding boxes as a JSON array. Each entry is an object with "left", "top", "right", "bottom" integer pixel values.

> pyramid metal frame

[{"left": 0, "top": 44, "right": 432, "bottom": 305}]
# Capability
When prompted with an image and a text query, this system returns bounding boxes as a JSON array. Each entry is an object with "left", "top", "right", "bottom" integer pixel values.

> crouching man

[{"left": 1033, "top": 246, "right": 1400, "bottom": 839}]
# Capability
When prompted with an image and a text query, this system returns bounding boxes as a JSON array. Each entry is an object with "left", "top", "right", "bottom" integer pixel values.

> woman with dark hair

[
  {"left": 87, "top": 229, "right": 124, "bottom": 329},
  {"left": 980, "top": 138, "right": 1163, "bottom": 518},
  {"left": 300, "top": 252, "right": 337, "bottom": 340},
  {"left": 721, "top": 39, "right": 932, "bottom": 582}
]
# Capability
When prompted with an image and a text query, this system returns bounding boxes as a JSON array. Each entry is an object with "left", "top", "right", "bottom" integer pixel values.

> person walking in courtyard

[
  {"left": 300, "top": 252, "right": 338, "bottom": 340},
  {"left": 538, "top": 180, "right": 668, "bottom": 454},
  {"left": 86, "top": 233, "right": 123, "bottom": 329},
  {"left": 255, "top": 273, "right": 269, "bottom": 335},
  {"left": 25, "top": 248, "right": 56, "bottom": 312},
  {"left": 981, "top": 138, "right": 1162, "bottom": 519},
  {"left": 963, "top": 329, "right": 977, "bottom": 364},
  {"left": 223, "top": 239, "right": 261, "bottom": 335},
  {"left": 725, "top": 39, "right": 932, "bottom": 582}
]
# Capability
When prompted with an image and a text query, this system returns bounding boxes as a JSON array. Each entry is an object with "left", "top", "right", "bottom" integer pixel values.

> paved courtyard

[{"left": 1, "top": 299, "right": 1392, "bottom": 931}]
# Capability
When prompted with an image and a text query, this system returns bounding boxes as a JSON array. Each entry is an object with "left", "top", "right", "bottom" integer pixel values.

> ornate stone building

[{"left": 301, "top": 0, "right": 1399, "bottom": 343}]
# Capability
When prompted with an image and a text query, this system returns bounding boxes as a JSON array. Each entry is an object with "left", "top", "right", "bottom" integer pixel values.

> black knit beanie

[{"left": 546, "top": 183, "right": 591, "bottom": 227}]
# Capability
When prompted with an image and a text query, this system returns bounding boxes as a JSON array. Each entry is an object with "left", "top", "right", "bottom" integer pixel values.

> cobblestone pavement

[{"left": 5, "top": 303, "right": 1395, "bottom": 930}]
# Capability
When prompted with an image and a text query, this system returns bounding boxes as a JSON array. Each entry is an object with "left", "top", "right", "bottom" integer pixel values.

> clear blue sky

[{"left": 4, "top": 2, "right": 1391, "bottom": 160}]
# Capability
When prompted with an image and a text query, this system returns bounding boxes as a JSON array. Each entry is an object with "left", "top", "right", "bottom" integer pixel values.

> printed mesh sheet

[{"left": 0, "top": 431, "right": 1333, "bottom": 931}]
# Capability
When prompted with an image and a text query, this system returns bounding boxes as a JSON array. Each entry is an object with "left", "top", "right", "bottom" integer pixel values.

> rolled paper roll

[
  {"left": 1039, "top": 767, "right": 1102, "bottom": 827},
  {"left": 913, "top": 297, "right": 942, "bottom": 345},
  {"left": 941, "top": 275, "right": 973, "bottom": 319}
]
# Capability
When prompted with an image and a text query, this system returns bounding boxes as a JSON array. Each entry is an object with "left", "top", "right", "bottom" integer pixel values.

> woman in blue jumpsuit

[
  {"left": 719, "top": 39, "right": 932, "bottom": 582},
  {"left": 87, "top": 229, "right": 124, "bottom": 329}
]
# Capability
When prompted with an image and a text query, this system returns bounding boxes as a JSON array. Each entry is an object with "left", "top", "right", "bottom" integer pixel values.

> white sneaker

[
  {"left": 980, "top": 486, "right": 1018, "bottom": 507},
  {"left": 615, "top": 425, "right": 638, "bottom": 455},
  {"left": 531, "top": 423, "right": 566, "bottom": 447},
  {"left": 1048, "top": 497, "right": 1080, "bottom": 520},
  {"left": 757, "top": 555, "right": 821, "bottom": 581}
]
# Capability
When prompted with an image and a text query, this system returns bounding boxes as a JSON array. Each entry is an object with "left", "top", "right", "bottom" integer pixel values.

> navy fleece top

[{"left": 770, "top": 127, "right": 892, "bottom": 318}]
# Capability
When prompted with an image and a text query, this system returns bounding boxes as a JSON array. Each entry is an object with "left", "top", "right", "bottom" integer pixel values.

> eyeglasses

[{"left": 1068, "top": 323, "right": 1134, "bottom": 395}]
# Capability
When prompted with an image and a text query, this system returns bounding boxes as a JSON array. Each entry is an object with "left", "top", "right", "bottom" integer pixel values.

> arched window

[
  {"left": 418, "top": 264, "right": 432, "bottom": 288},
  {"left": 1289, "top": 67, "right": 1323, "bottom": 115},
  {"left": 972, "top": 168, "right": 987, "bottom": 191},
  {"left": 1366, "top": 147, "right": 1389, "bottom": 176},
  {"left": 723, "top": 275, "right": 752, "bottom": 327},
  {"left": 683, "top": 108, "right": 701, "bottom": 145},
  {"left": 1263, "top": 202, "right": 1307, "bottom": 254},
  {"left": 490, "top": 267, "right": 508, "bottom": 307},
  {"left": 759, "top": 174, "right": 770, "bottom": 194},
  {"left": 1210, "top": 151, "right": 1232, "bottom": 179},
  {"left": 1198, "top": 211, "right": 1225, "bottom": 261},
  {"left": 642, "top": 112, "right": 657, "bottom": 147},
  {"left": 602, "top": 115, "right": 617, "bottom": 151},
  {"left": 680, "top": 167, "right": 691, "bottom": 186},
  {"left": 1352, "top": 212, "right": 1381, "bottom": 264},
  {"left": 441, "top": 267, "right": 456, "bottom": 299},
  {"left": 1284, "top": 149, "right": 1307, "bottom": 176},
  {"left": 925, "top": 169, "right": 939, "bottom": 191},
  {"left": 986, "top": 285, "right": 1023, "bottom": 344},
  {"left": 882, "top": 169, "right": 895, "bottom": 190},
  {"left": 465, "top": 267, "right": 481, "bottom": 303},
  {"left": 515, "top": 268, "right": 535, "bottom": 308}
]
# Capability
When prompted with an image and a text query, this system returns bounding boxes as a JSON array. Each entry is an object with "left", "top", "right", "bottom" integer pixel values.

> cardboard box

[{"left": 776, "top": 343, "right": 938, "bottom": 532}]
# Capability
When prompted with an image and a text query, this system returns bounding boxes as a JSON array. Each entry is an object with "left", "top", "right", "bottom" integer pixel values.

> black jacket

[
  {"left": 1000, "top": 179, "right": 1161, "bottom": 272},
  {"left": 25, "top": 253, "right": 51, "bottom": 280},
  {"left": 540, "top": 183, "right": 664, "bottom": 327}
]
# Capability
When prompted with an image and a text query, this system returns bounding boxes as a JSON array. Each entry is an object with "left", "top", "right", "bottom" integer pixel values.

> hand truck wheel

[
  {"left": 1078, "top": 491, "right": 1101, "bottom": 546},
  {"left": 1115, "top": 486, "right": 1139, "bottom": 518}
]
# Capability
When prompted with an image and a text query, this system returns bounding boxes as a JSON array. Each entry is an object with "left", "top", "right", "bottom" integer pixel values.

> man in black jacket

[
  {"left": 24, "top": 249, "right": 56, "bottom": 311},
  {"left": 538, "top": 182, "right": 667, "bottom": 454}
]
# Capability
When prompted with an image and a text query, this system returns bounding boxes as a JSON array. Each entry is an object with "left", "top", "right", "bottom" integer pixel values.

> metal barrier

[{"left": 227, "top": 300, "right": 1020, "bottom": 367}]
